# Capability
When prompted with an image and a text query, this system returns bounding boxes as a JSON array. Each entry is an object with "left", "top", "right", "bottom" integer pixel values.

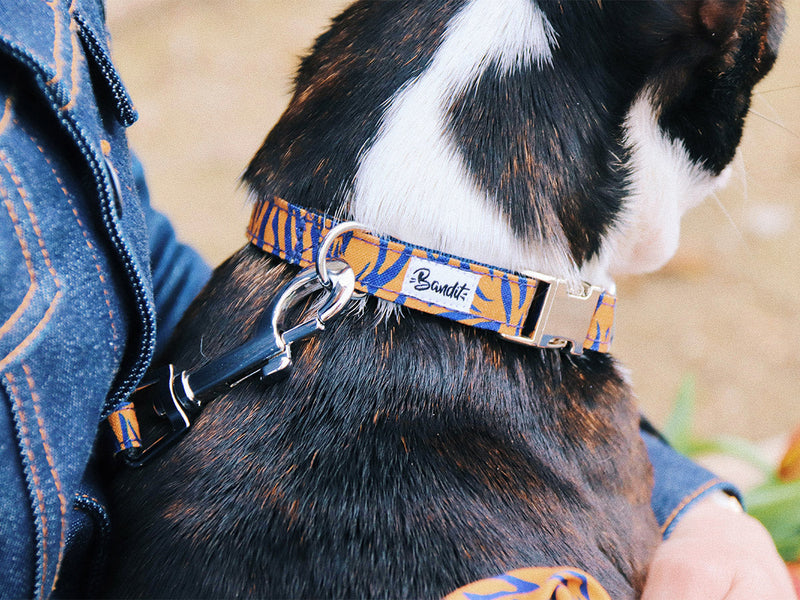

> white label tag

[{"left": 401, "top": 256, "right": 481, "bottom": 312}]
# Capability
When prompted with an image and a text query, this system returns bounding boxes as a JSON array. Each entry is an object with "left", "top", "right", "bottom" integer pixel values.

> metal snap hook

[
  {"left": 267, "top": 259, "right": 356, "bottom": 347},
  {"left": 118, "top": 220, "right": 364, "bottom": 467}
]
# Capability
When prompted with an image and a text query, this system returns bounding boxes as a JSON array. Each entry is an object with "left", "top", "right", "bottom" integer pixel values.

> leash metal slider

[
  {"left": 120, "top": 259, "right": 356, "bottom": 467},
  {"left": 500, "top": 273, "right": 603, "bottom": 356}
]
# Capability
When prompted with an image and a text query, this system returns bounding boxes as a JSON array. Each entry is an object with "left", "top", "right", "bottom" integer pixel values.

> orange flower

[
  {"left": 778, "top": 427, "right": 800, "bottom": 483},
  {"left": 787, "top": 561, "right": 800, "bottom": 597}
]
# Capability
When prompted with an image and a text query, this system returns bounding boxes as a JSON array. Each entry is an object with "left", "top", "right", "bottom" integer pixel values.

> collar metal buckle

[{"left": 500, "top": 274, "right": 603, "bottom": 356}]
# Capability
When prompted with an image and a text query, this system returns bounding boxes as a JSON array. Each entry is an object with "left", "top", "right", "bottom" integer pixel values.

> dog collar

[
  {"left": 106, "top": 198, "right": 617, "bottom": 466},
  {"left": 247, "top": 196, "right": 615, "bottom": 355}
]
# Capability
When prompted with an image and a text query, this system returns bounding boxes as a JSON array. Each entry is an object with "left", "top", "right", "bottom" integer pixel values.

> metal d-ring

[{"left": 315, "top": 220, "right": 368, "bottom": 288}]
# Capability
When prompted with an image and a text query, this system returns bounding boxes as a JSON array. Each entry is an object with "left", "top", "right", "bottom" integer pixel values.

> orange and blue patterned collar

[{"left": 247, "top": 196, "right": 615, "bottom": 355}]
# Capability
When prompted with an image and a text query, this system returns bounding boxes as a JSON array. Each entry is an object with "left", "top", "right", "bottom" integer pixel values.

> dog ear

[
  {"left": 685, "top": 0, "right": 747, "bottom": 43},
  {"left": 631, "top": 0, "right": 748, "bottom": 82},
  {"left": 631, "top": 0, "right": 747, "bottom": 58}
]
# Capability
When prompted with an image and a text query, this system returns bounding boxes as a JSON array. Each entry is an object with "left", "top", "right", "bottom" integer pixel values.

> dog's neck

[
  {"left": 347, "top": 0, "right": 579, "bottom": 283},
  {"left": 244, "top": 0, "right": 741, "bottom": 292},
  {"left": 245, "top": 0, "right": 631, "bottom": 291}
]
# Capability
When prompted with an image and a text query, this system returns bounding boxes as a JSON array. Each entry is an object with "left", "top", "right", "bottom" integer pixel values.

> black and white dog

[{"left": 105, "top": 1, "right": 782, "bottom": 598}]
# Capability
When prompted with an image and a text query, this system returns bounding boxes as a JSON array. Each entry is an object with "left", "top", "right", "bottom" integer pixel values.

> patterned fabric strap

[
  {"left": 247, "top": 197, "right": 615, "bottom": 352},
  {"left": 106, "top": 403, "right": 142, "bottom": 453},
  {"left": 444, "top": 567, "right": 612, "bottom": 600}
]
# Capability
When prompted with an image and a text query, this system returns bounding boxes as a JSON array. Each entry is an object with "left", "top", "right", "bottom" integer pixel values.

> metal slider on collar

[{"left": 500, "top": 273, "right": 603, "bottom": 355}]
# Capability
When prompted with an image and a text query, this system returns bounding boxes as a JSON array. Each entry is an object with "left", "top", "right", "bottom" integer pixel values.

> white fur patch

[
  {"left": 603, "top": 91, "right": 732, "bottom": 277},
  {"left": 349, "top": 0, "right": 578, "bottom": 282}
]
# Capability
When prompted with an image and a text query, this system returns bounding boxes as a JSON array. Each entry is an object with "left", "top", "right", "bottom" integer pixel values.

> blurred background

[{"left": 106, "top": 1, "right": 799, "bottom": 445}]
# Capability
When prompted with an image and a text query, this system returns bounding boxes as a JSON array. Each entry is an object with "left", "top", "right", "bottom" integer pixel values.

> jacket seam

[
  {"left": 59, "top": 14, "right": 81, "bottom": 112},
  {"left": 0, "top": 149, "right": 63, "bottom": 372},
  {"left": 659, "top": 477, "right": 724, "bottom": 537},
  {"left": 0, "top": 150, "right": 62, "bottom": 288},
  {"left": 0, "top": 176, "right": 38, "bottom": 343},
  {"left": 27, "top": 127, "right": 121, "bottom": 353},
  {"left": 0, "top": 95, "right": 11, "bottom": 133},
  {"left": 0, "top": 34, "right": 157, "bottom": 416},
  {"left": 3, "top": 371, "right": 49, "bottom": 600},
  {"left": 43, "top": 0, "right": 68, "bottom": 88},
  {"left": 22, "top": 362, "right": 67, "bottom": 594},
  {"left": 72, "top": 9, "right": 137, "bottom": 126}
]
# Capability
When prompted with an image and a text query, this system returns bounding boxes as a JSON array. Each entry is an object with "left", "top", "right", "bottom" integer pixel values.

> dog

[{"left": 104, "top": 0, "right": 782, "bottom": 597}]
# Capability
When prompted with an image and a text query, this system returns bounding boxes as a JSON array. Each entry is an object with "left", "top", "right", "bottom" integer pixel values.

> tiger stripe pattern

[
  {"left": 247, "top": 196, "right": 614, "bottom": 352},
  {"left": 443, "top": 566, "right": 612, "bottom": 600}
]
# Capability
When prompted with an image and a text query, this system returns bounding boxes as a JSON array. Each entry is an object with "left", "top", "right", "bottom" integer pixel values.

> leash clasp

[{"left": 115, "top": 258, "right": 356, "bottom": 467}]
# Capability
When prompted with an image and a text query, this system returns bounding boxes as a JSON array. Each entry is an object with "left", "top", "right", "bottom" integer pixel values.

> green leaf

[
  {"left": 662, "top": 375, "right": 696, "bottom": 455},
  {"left": 686, "top": 435, "right": 775, "bottom": 476},
  {"left": 745, "top": 479, "right": 800, "bottom": 562},
  {"left": 659, "top": 374, "right": 800, "bottom": 562}
]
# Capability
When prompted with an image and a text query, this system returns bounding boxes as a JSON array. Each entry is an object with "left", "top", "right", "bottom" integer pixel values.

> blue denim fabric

[
  {"left": 0, "top": 0, "right": 735, "bottom": 597},
  {"left": 642, "top": 427, "right": 742, "bottom": 539},
  {"left": 0, "top": 0, "right": 208, "bottom": 597}
]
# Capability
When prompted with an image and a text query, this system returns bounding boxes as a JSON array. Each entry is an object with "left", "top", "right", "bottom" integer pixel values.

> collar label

[{"left": 401, "top": 256, "right": 481, "bottom": 312}]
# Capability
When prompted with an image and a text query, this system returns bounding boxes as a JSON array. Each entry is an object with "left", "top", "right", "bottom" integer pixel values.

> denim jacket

[{"left": 0, "top": 1, "right": 736, "bottom": 597}]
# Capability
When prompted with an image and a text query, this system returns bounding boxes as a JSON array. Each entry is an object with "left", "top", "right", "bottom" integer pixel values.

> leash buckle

[
  {"left": 115, "top": 258, "right": 357, "bottom": 467},
  {"left": 500, "top": 274, "right": 603, "bottom": 355},
  {"left": 118, "top": 364, "right": 197, "bottom": 467}
]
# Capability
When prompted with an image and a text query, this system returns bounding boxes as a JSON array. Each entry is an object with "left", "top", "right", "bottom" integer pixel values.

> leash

[
  {"left": 107, "top": 197, "right": 616, "bottom": 467},
  {"left": 109, "top": 246, "right": 357, "bottom": 467}
]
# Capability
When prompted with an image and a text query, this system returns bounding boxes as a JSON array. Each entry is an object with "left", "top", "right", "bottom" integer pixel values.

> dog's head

[
  {"left": 244, "top": 0, "right": 783, "bottom": 287},
  {"left": 603, "top": 0, "right": 784, "bottom": 278}
]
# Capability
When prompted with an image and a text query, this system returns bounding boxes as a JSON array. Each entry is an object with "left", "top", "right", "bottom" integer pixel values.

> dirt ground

[{"left": 106, "top": 0, "right": 799, "bottom": 444}]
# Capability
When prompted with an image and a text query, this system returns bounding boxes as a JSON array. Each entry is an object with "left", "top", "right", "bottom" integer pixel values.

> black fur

[
  {"left": 104, "top": 1, "right": 782, "bottom": 598},
  {"left": 658, "top": 0, "right": 783, "bottom": 173},
  {"left": 107, "top": 250, "right": 657, "bottom": 598},
  {"left": 244, "top": 1, "right": 465, "bottom": 215}
]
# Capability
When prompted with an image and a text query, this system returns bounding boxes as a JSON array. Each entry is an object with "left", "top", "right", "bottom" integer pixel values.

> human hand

[{"left": 642, "top": 492, "right": 797, "bottom": 600}]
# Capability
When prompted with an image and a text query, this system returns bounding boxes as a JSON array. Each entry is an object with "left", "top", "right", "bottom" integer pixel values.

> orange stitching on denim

[
  {"left": 4, "top": 371, "right": 49, "bottom": 595},
  {"left": 22, "top": 363, "right": 67, "bottom": 591},
  {"left": 0, "top": 151, "right": 62, "bottom": 291},
  {"left": 659, "top": 478, "right": 723, "bottom": 536},
  {"left": 0, "top": 96, "right": 12, "bottom": 135},
  {"left": 30, "top": 141, "right": 120, "bottom": 352},
  {"left": 59, "top": 19, "right": 81, "bottom": 112},
  {"left": 0, "top": 290, "right": 63, "bottom": 373},
  {"left": 45, "top": 0, "right": 64, "bottom": 87},
  {"left": 0, "top": 179, "right": 38, "bottom": 342},
  {"left": 76, "top": 493, "right": 101, "bottom": 505}
]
